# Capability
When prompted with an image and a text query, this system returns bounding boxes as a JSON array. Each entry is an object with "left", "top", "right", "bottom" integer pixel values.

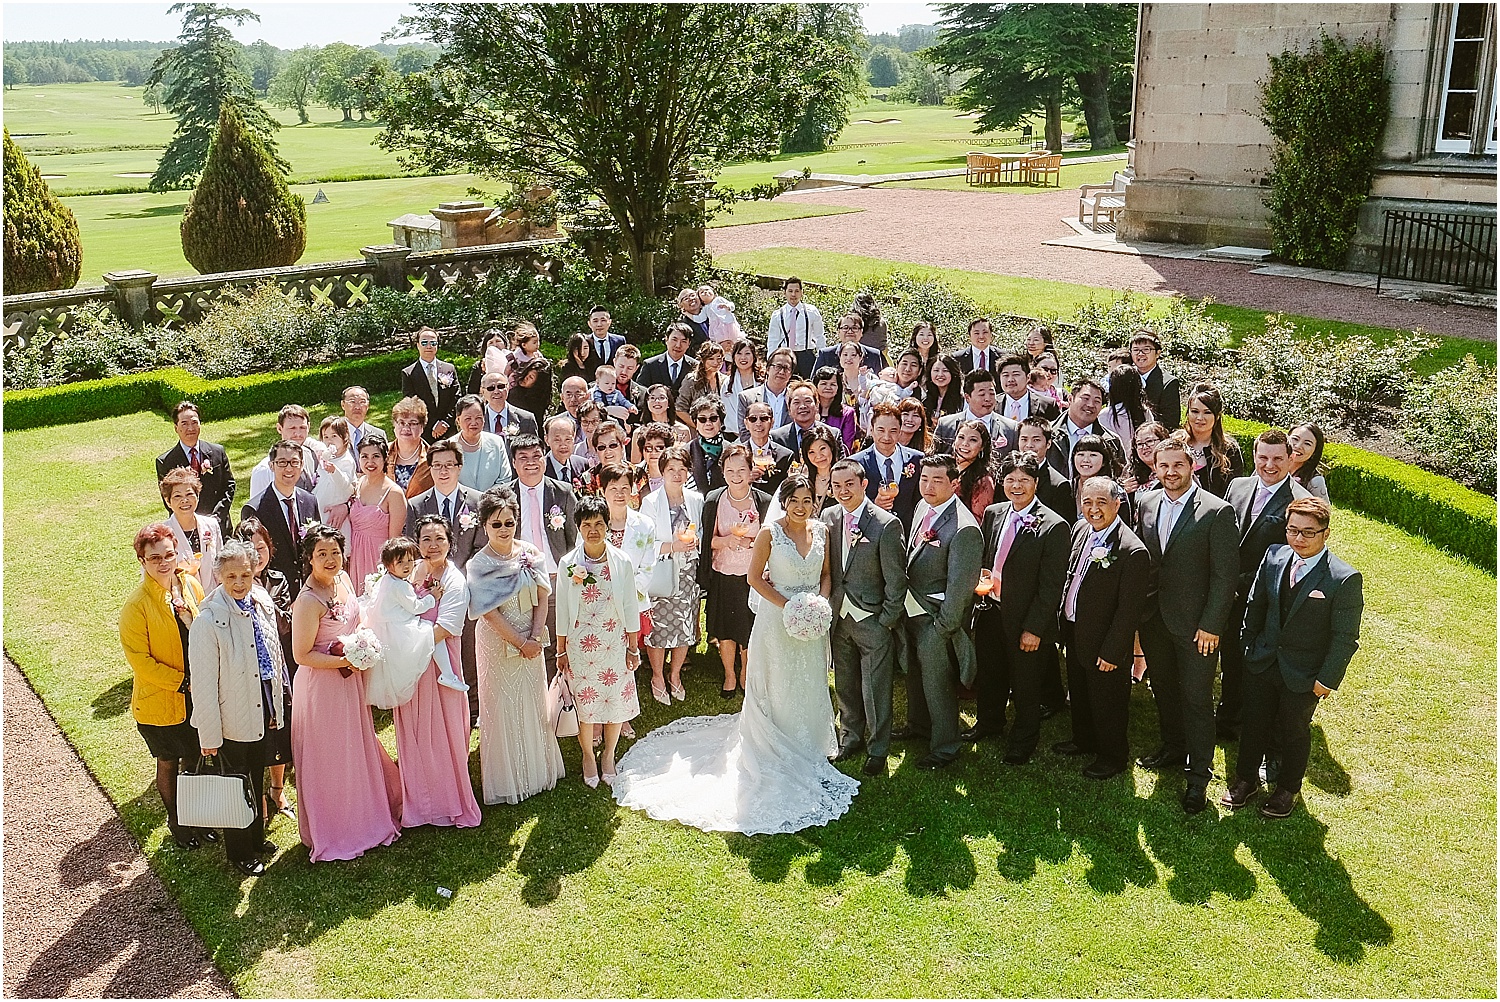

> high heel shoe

[
  {"left": 582, "top": 753, "right": 600, "bottom": 789},
  {"left": 650, "top": 677, "right": 671, "bottom": 705},
  {"left": 600, "top": 766, "right": 616, "bottom": 787},
  {"left": 669, "top": 679, "right": 686, "bottom": 702}
]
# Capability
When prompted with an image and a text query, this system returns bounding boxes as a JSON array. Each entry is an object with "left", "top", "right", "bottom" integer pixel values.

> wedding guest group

[{"left": 123, "top": 301, "right": 1367, "bottom": 873}]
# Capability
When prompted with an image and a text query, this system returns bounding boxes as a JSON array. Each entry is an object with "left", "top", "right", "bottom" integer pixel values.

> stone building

[{"left": 1120, "top": 3, "right": 1497, "bottom": 274}]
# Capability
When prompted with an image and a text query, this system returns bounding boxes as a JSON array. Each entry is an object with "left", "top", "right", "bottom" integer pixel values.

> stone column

[
  {"left": 103, "top": 269, "right": 157, "bottom": 328},
  {"left": 361, "top": 244, "right": 414, "bottom": 291},
  {"left": 431, "top": 200, "right": 493, "bottom": 248}
]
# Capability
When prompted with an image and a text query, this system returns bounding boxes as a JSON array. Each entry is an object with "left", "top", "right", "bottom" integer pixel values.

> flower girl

[
  {"left": 363, "top": 538, "right": 464, "bottom": 709},
  {"left": 314, "top": 416, "right": 358, "bottom": 534}
]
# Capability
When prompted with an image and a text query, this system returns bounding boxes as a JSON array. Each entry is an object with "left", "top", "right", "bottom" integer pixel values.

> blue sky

[{"left": 2, "top": 2, "right": 938, "bottom": 46}]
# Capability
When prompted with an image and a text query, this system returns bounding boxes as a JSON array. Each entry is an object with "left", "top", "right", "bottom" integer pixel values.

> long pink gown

[
  {"left": 347, "top": 489, "right": 394, "bottom": 594},
  {"left": 292, "top": 576, "right": 403, "bottom": 862},
  {"left": 392, "top": 576, "right": 482, "bottom": 829}
]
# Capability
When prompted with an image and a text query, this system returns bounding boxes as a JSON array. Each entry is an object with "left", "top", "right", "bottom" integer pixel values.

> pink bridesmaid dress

[
  {"left": 392, "top": 576, "right": 482, "bottom": 829},
  {"left": 291, "top": 575, "right": 403, "bottom": 862},
  {"left": 347, "top": 488, "right": 394, "bottom": 594}
]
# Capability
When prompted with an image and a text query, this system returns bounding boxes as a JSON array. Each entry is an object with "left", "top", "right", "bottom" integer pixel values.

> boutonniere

[
  {"left": 506, "top": 423, "right": 520, "bottom": 437},
  {"left": 325, "top": 597, "right": 346, "bottom": 619},
  {"left": 299, "top": 518, "right": 319, "bottom": 539},
  {"left": 1018, "top": 512, "right": 1042, "bottom": 533},
  {"left": 458, "top": 510, "right": 478, "bottom": 531},
  {"left": 902, "top": 461, "right": 917, "bottom": 479},
  {"left": 1089, "top": 545, "right": 1116, "bottom": 569},
  {"left": 547, "top": 505, "right": 566, "bottom": 530},
  {"left": 565, "top": 562, "right": 599, "bottom": 586},
  {"left": 199, "top": 460, "right": 213, "bottom": 475},
  {"left": 922, "top": 528, "right": 940, "bottom": 545},
  {"left": 848, "top": 525, "right": 866, "bottom": 546},
  {"left": 438, "top": 372, "right": 456, "bottom": 388},
  {"left": 515, "top": 548, "right": 539, "bottom": 574}
]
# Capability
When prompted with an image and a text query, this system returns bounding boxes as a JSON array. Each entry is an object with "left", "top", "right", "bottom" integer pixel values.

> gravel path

[
  {"left": 3, "top": 656, "right": 234, "bottom": 999},
  {"left": 708, "top": 187, "right": 1497, "bottom": 341}
]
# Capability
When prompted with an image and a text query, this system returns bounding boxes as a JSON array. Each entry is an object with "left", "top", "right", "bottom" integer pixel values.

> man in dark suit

[
  {"left": 686, "top": 397, "right": 733, "bottom": 495},
  {"left": 933, "top": 369, "right": 1020, "bottom": 455},
  {"left": 512, "top": 434, "right": 579, "bottom": 683},
  {"left": 400, "top": 326, "right": 460, "bottom": 442},
  {"left": 825, "top": 459, "right": 908, "bottom": 777},
  {"left": 1058, "top": 477, "right": 1153, "bottom": 779},
  {"left": 996, "top": 353, "right": 1061, "bottom": 424},
  {"left": 735, "top": 348, "right": 796, "bottom": 429},
  {"left": 813, "top": 313, "right": 883, "bottom": 372},
  {"left": 1216, "top": 429, "right": 1312, "bottom": 739},
  {"left": 1134, "top": 433, "right": 1240, "bottom": 814},
  {"left": 892, "top": 455, "right": 984, "bottom": 771},
  {"left": 969, "top": 453, "right": 1070, "bottom": 764},
  {"left": 156, "top": 401, "right": 236, "bottom": 536},
  {"left": 1016, "top": 417, "right": 1073, "bottom": 519},
  {"left": 241, "top": 440, "right": 321, "bottom": 598},
  {"left": 1046, "top": 378, "right": 1123, "bottom": 477},
  {"left": 853, "top": 403, "right": 924, "bottom": 530},
  {"left": 949, "top": 316, "right": 1003, "bottom": 377},
  {"left": 1132, "top": 331, "right": 1182, "bottom": 430},
  {"left": 542, "top": 415, "right": 592, "bottom": 493},
  {"left": 478, "top": 371, "right": 540, "bottom": 444},
  {"left": 769, "top": 381, "right": 825, "bottom": 455},
  {"left": 739, "top": 401, "right": 794, "bottom": 495},
  {"left": 585, "top": 304, "right": 626, "bottom": 365},
  {"left": 1222, "top": 497, "right": 1363, "bottom": 818},
  {"left": 639, "top": 323, "right": 694, "bottom": 393}
]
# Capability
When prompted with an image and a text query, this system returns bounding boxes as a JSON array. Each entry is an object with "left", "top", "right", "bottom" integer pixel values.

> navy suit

[
  {"left": 852, "top": 444, "right": 923, "bottom": 530},
  {"left": 814, "top": 343, "right": 882, "bottom": 373},
  {"left": 585, "top": 333, "right": 626, "bottom": 366},
  {"left": 242, "top": 487, "right": 321, "bottom": 598},
  {"left": 158, "top": 440, "right": 235, "bottom": 536}
]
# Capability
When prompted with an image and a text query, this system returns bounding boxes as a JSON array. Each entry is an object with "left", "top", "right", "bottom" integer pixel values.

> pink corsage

[
  {"left": 902, "top": 461, "right": 917, "bottom": 479},
  {"left": 547, "top": 505, "right": 566, "bottom": 530}
]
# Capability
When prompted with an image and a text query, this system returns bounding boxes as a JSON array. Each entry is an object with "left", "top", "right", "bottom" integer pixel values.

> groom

[
  {"left": 825, "top": 459, "right": 908, "bottom": 777},
  {"left": 893, "top": 454, "right": 984, "bottom": 770}
]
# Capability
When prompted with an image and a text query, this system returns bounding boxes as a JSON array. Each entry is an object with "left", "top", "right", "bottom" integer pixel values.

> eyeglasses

[
  {"left": 1136, "top": 438, "right": 1160, "bottom": 449},
  {"left": 1286, "top": 526, "right": 1327, "bottom": 540},
  {"left": 769, "top": 363, "right": 794, "bottom": 373},
  {"left": 271, "top": 458, "right": 302, "bottom": 468},
  {"left": 429, "top": 461, "right": 460, "bottom": 472},
  {"left": 419, "top": 340, "right": 439, "bottom": 347},
  {"left": 695, "top": 415, "right": 721, "bottom": 424},
  {"left": 482, "top": 384, "right": 505, "bottom": 392},
  {"left": 396, "top": 419, "right": 424, "bottom": 429},
  {"left": 1038, "top": 366, "right": 1059, "bottom": 374},
  {"left": 142, "top": 553, "right": 177, "bottom": 564}
]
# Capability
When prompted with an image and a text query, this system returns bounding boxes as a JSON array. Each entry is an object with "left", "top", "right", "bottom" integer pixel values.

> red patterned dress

[{"left": 566, "top": 553, "right": 640, "bottom": 725}]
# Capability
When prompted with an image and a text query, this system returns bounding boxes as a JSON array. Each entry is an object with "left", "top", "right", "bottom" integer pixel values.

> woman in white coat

[
  {"left": 555, "top": 496, "right": 642, "bottom": 788},
  {"left": 638, "top": 445, "right": 704, "bottom": 704}
]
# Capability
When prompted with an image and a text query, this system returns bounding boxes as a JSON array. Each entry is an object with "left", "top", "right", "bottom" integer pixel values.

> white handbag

[
  {"left": 176, "top": 756, "right": 257, "bottom": 830},
  {"left": 648, "top": 553, "right": 677, "bottom": 599}
]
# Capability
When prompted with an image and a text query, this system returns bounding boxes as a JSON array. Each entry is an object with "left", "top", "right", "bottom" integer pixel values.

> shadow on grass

[
  {"left": 104, "top": 203, "right": 187, "bottom": 220},
  {"left": 90, "top": 677, "right": 133, "bottom": 719}
]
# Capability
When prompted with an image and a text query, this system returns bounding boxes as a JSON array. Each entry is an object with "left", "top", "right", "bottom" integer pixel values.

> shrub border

[
  {"left": 1224, "top": 416, "right": 1495, "bottom": 573},
  {"left": 3, "top": 363, "right": 1492, "bottom": 571}
]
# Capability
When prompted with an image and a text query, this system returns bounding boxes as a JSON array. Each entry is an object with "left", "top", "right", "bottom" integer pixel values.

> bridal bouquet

[
  {"left": 337, "top": 627, "right": 384, "bottom": 671},
  {"left": 782, "top": 593, "right": 833, "bottom": 642}
]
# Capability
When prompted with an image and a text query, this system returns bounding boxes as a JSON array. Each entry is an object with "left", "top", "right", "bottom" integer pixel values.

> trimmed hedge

[{"left": 1224, "top": 416, "right": 1496, "bottom": 572}]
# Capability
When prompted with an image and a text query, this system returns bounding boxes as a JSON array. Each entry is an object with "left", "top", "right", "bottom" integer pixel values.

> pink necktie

[
  {"left": 914, "top": 507, "right": 935, "bottom": 548},
  {"left": 1290, "top": 556, "right": 1306, "bottom": 587},
  {"left": 1251, "top": 483, "right": 1271, "bottom": 520},
  {"left": 992, "top": 510, "right": 1018, "bottom": 581},
  {"left": 845, "top": 510, "right": 856, "bottom": 549}
]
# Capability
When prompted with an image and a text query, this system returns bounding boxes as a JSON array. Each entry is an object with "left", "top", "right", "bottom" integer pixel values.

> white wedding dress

[{"left": 612, "top": 520, "right": 859, "bottom": 835}]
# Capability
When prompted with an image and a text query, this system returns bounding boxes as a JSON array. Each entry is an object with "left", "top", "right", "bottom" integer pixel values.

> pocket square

[{"left": 1308, "top": 590, "right": 1326, "bottom": 599}]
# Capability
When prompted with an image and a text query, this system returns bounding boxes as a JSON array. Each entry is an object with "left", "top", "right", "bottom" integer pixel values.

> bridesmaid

[
  {"left": 332, "top": 432, "right": 406, "bottom": 594},
  {"left": 290, "top": 526, "right": 402, "bottom": 862},
  {"left": 556, "top": 496, "right": 642, "bottom": 788},
  {"left": 392, "top": 515, "right": 482, "bottom": 830},
  {"left": 467, "top": 487, "right": 565, "bottom": 804}
]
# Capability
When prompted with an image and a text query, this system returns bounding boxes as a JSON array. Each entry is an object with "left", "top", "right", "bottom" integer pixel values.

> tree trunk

[
  {"left": 1043, "top": 83, "right": 1064, "bottom": 154},
  {"left": 341, "top": 107, "right": 353, "bottom": 121},
  {"left": 614, "top": 221, "right": 657, "bottom": 297},
  {"left": 1074, "top": 67, "right": 1118, "bottom": 149},
  {"left": 296, "top": 102, "right": 309, "bottom": 125}
]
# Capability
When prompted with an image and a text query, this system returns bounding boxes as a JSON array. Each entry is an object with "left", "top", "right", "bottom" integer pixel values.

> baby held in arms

[{"left": 363, "top": 537, "right": 465, "bottom": 709}]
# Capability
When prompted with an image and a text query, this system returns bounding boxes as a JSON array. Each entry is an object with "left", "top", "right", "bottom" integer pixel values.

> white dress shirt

[
  {"left": 1002, "top": 391, "right": 1030, "bottom": 421},
  {"left": 1156, "top": 484, "right": 1196, "bottom": 547},
  {"left": 767, "top": 302, "right": 826, "bottom": 354}
]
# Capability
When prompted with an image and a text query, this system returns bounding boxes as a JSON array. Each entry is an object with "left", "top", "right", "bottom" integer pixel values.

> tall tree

[
  {"left": 780, "top": 3, "right": 866, "bottom": 154},
  {"left": 315, "top": 43, "right": 388, "bottom": 121},
  {"left": 380, "top": 3, "right": 814, "bottom": 295},
  {"left": 269, "top": 45, "right": 321, "bottom": 124},
  {"left": 246, "top": 38, "right": 280, "bottom": 94},
  {"left": 3, "top": 129, "right": 83, "bottom": 294},
  {"left": 927, "top": 3, "right": 1136, "bottom": 151},
  {"left": 867, "top": 46, "right": 905, "bottom": 88},
  {"left": 146, "top": 3, "right": 287, "bottom": 190}
]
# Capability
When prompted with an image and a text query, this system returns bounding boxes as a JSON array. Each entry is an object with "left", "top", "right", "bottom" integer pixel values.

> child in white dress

[
  {"left": 314, "top": 416, "right": 358, "bottom": 536},
  {"left": 697, "top": 283, "right": 741, "bottom": 349},
  {"left": 363, "top": 538, "right": 466, "bottom": 709}
]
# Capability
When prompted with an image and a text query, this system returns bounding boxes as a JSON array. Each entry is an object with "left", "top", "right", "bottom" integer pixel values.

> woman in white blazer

[
  {"left": 638, "top": 445, "right": 704, "bottom": 704},
  {"left": 161, "top": 466, "right": 224, "bottom": 594},
  {"left": 555, "top": 497, "right": 642, "bottom": 787}
]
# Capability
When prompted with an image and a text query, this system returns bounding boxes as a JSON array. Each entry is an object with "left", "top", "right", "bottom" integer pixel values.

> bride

[{"left": 612, "top": 474, "right": 859, "bottom": 835}]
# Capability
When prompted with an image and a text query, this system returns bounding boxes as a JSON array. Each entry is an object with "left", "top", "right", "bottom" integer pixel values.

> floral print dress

[{"left": 567, "top": 553, "right": 640, "bottom": 725}]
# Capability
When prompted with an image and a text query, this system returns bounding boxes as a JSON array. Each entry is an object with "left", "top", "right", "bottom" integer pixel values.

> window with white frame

[{"left": 1436, "top": 3, "right": 1497, "bottom": 154}]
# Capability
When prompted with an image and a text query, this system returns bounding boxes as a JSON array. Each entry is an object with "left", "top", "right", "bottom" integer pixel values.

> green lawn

[
  {"left": 2, "top": 402, "right": 1494, "bottom": 997},
  {"left": 714, "top": 248, "right": 1499, "bottom": 377}
]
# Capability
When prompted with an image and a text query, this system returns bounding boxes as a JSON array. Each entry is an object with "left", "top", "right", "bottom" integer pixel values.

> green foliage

[
  {"left": 1399, "top": 355, "right": 1498, "bottom": 494},
  {"left": 179, "top": 102, "right": 307, "bottom": 274},
  {"left": 314, "top": 42, "right": 390, "bottom": 122},
  {"left": 2, "top": 129, "right": 83, "bottom": 294},
  {"left": 779, "top": 3, "right": 867, "bottom": 154},
  {"left": 891, "top": 52, "right": 957, "bottom": 106},
  {"left": 268, "top": 45, "right": 321, "bottom": 124},
  {"left": 379, "top": 3, "right": 823, "bottom": 294},
  {"left": 1258, "top": 34, "right": 1390, "bottom": 268},
  {"left": 147, "top": 3, "right": 288, "bottom": 190},
  {"left": 866, "top": 46, "right": 906, "bottom": 88},
  {"left": 174, "top": 282, "right": 328, "bottom": 377},
  {"left": 6, "top": 303, "right": 177, "bottom": 386}
]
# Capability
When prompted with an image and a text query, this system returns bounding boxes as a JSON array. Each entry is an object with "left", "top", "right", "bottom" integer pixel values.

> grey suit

[
  {"left": 517, "top": 476, "right": 578, "bottom": 682},
  {"left": 902, "top": 499, "right": 984, "bottom": 761},
  {"left": 1135, "top": 485, "right": 1239, "bottom": 789},
  {"left": 825, "top": 502, "right": 907, "bottom": 758},
  {"left": 932, "top": 411, "right": 1020, "bottom": 455}
]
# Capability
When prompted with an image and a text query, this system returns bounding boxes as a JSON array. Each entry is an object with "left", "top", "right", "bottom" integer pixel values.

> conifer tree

[{"left": 3, "top": 129, "right": 83, "bottom": 294}]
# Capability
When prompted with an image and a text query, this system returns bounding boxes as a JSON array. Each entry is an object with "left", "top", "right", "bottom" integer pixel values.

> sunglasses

[
  {"left": 488, "top": 519, "right": 517, "bottom": 529},
  {"left": 745, "top": 415, "right": 771, "bottom": 423},
  {"left": 695, "top": 415, "right": 721, "bottom": 424}
]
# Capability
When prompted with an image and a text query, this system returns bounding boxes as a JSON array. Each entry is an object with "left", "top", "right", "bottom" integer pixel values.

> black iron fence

[{"left": 1376, "top": 209, "right": 1497, "bottom": 293}]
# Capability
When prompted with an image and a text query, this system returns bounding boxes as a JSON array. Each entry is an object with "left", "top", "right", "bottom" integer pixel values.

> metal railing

[{"left": 1376, "top": 209, "right": 1497, "bottom": 292}]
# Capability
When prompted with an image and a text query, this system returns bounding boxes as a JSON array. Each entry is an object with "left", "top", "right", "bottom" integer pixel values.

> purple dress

[
  {"left": 292, "top": 575, "right": 403, "bottom": 862},
  {"left": 347, "top": 488, "right": 394, "bottom": 594},
  {"left": 392, "top": 571, "right": 482, "bottom": 829}
]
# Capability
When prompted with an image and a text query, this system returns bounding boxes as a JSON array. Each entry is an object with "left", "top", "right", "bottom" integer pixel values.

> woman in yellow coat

[{"left": 119, "top": 522, "right": 209, "bottom": 849}]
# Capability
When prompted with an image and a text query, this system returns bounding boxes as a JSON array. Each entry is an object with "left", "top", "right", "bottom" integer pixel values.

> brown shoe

[
  {"left": 1259, "top": 787, "right": 1296, "bottom": 818},
  {"left": 1220, "top": 778, "right": 1261, "bottom": 810}
]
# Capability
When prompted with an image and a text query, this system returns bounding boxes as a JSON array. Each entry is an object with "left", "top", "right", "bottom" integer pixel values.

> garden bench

[{"left": 1078, "top": 171, "right": 1131, "bottom": 229}]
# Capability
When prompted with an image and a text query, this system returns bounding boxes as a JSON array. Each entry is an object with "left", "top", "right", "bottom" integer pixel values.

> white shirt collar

[
  {"left": 962, "top": 405, "right": 993, "bottom": 423},
  {"left": 1165, "top": 484, "right": 1197, "bottom": 508},
  {"left": 1091, "top": 515, "right": 1121, "bottom": 541},
  {"left": 272, "top": 485, "right": 297, "bottom": 503},
  {"left": 1067, "top": 417, "right": 1092, "bottom": 437},
  {"left": 519, "top": 477, "right": 545, "bottom": 492},
  {"left": 764, "top": 385, "right": 786, "bottom": 401},
  {"left": 842, "top": 499, "right": 869, "bottom": 523},
  {"left": 1293, "top": 547, "right": 1328, "bottom": 573},
  {"left": 1257, "top": 474, "right": 1286, "bottom": 492},
  {"left": 434, "top": 484, "right": 459, "bottom": 504},
  {"left": 928, "top": 495, "right": 958, "bottom": 520},
  {"left": 1009, "top": 497, "right": 1039, "bottom": 517}
]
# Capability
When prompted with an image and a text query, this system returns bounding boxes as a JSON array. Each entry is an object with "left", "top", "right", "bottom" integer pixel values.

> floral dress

[
  {"left": 566, "top": 553, "right": 640, "bottom": 725},
  {"left": 648, "top": 503, "right": 701, "bottom": 649}
]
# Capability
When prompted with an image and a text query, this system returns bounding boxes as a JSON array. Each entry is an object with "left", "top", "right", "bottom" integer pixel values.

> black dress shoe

[
  {"left": 1137, "top": 747, "right": 1185, "bottom": 771},
  {"left": 200, "top": 829, "right": 220, "bottom": 844},
  {"left": 720, "top": 686, "right": 738, "bottom": 700},
  {"left": 889, "top": 726, "right": 923, "bottom": 741},
  {"left": 1259, "top": 787, "right": 1296, "bottom": 818},
  {"left": 1002, "top": 751, "right": 1031, "bottom": 766},
  {"left": 1181, "top": 788, "right": 1208, "bottom": 815},
  {"left": 861, "top": 755, "right": 887, "bottom": 777},
  {"left": 958, "top": 724, "right": 1001, "bottom": 743},
  {"left": 916, "top": 753, "right": 953, "bottom": 771},
  {"left": 234, "top": 858, "right": 266, "bottom": 877},
  {"left": 1220, "top": 778, "right": 1261, "bottom": 810},
  {"left": 831, "top": 744, "right": 864, "bottom": 763},
  {"left": 1039, "top": 704, "right": 1062, "bottom": 721},
  {"left": 170, "top": 832, "right": 202, "bottom": 850},
  {"left": 1051, "top": 740, "right": 1090, "bottom": 757},
  {"left": 1082, "top": 760, "right": 1125, "bottom": 780},
  {"left": 260, "top": 839, "right": 277, "bottom": 854}
]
